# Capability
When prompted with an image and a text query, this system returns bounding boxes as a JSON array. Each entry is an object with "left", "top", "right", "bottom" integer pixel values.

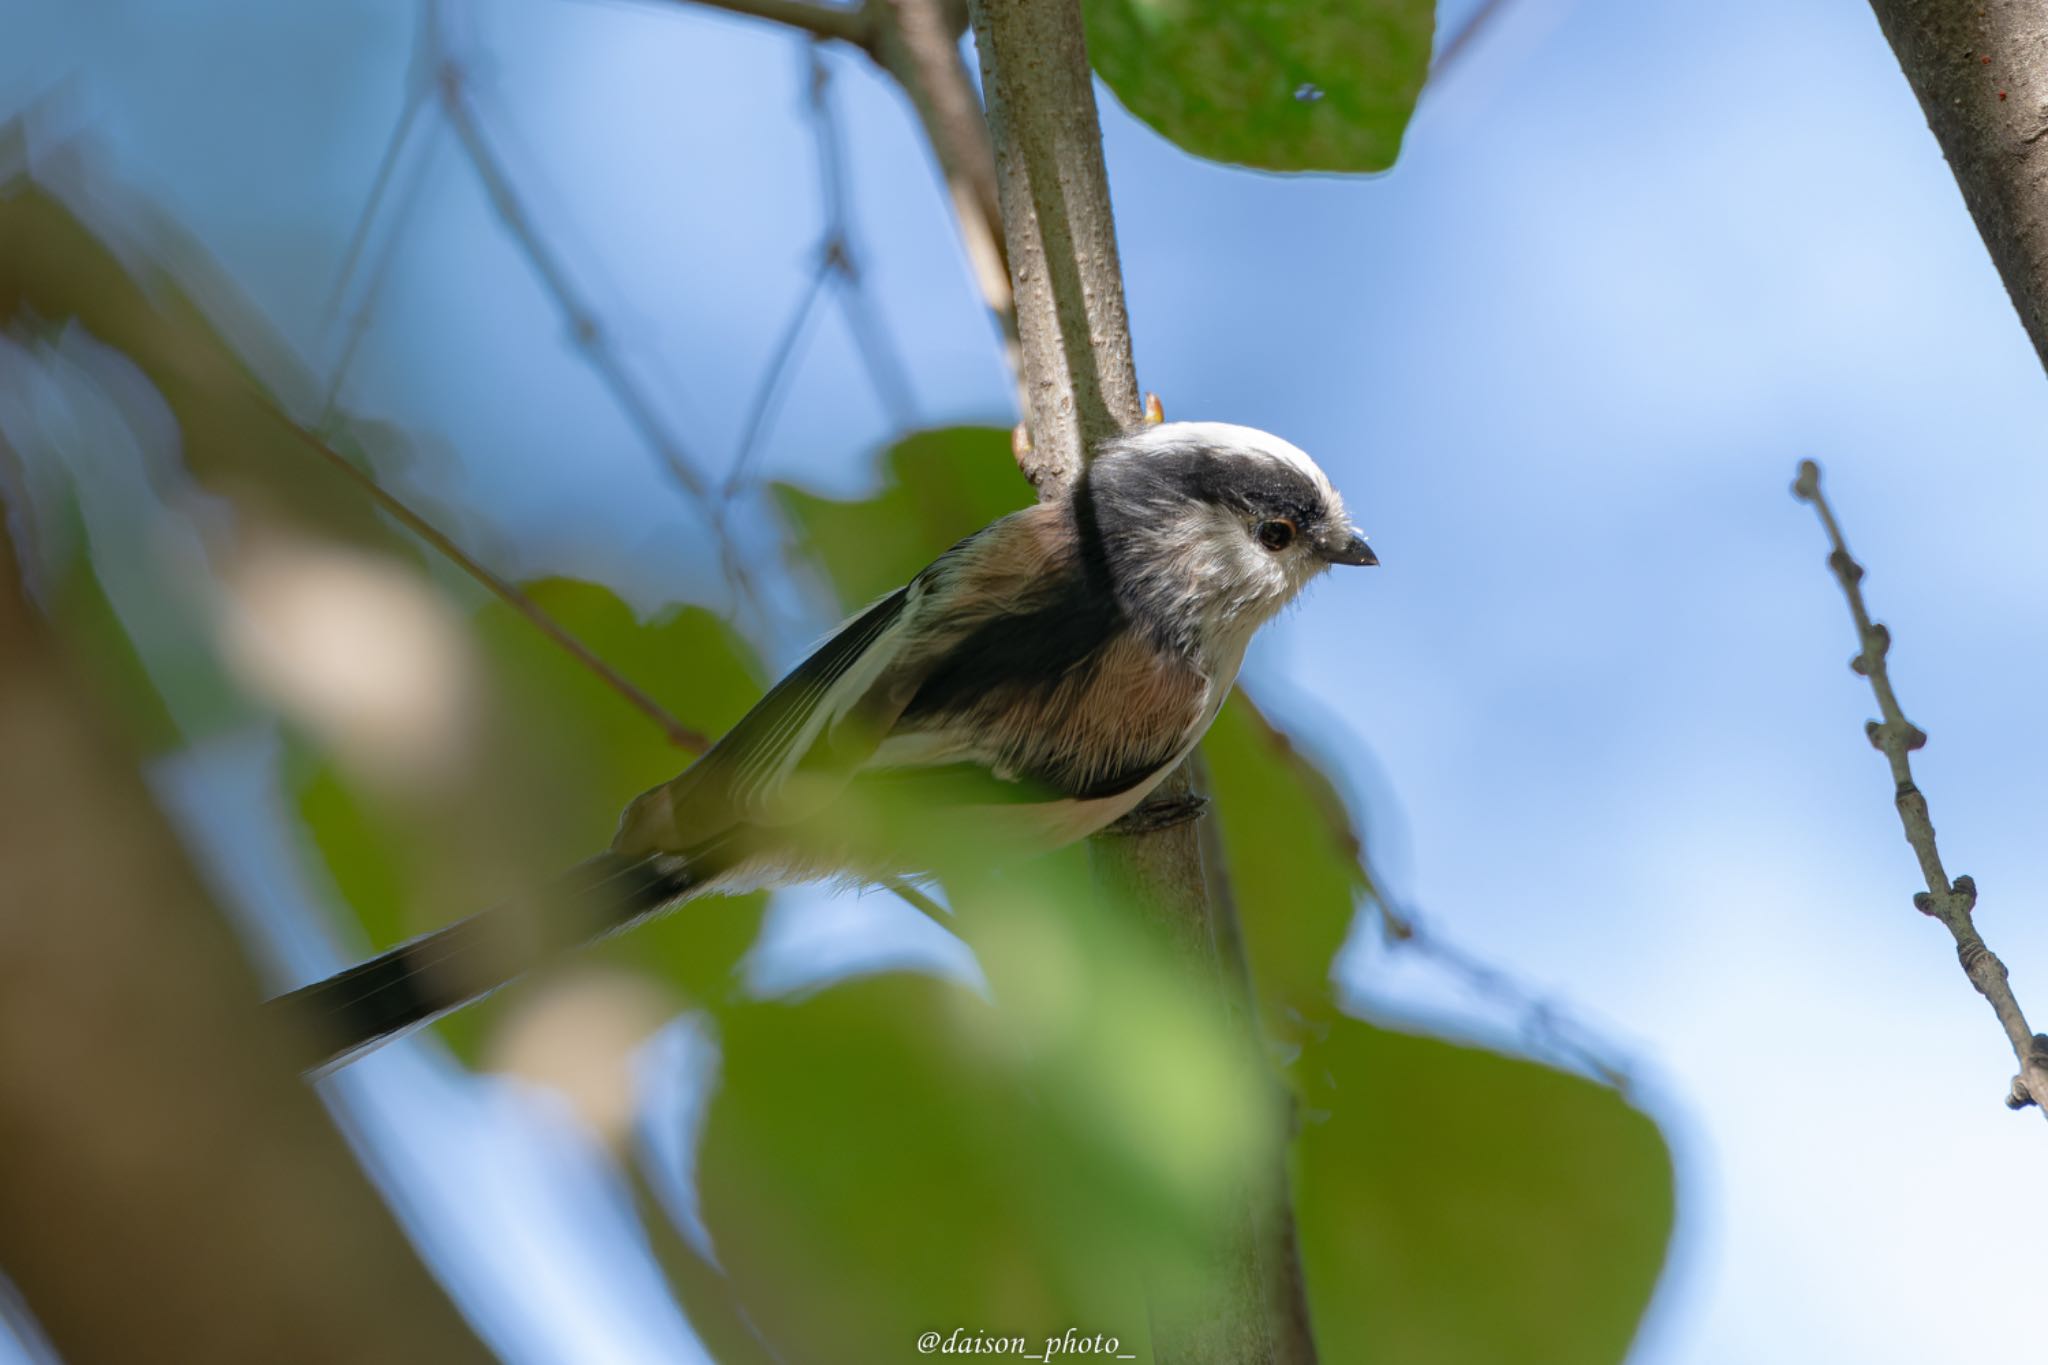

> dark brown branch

[
  {"left": 0, "top": 500, "right": 492, "bottom": 1365},
  {"left": 1793, "top": 460, "right": 2048, "bottom": 1117},
  {"left": 1865, "top": 0, "right": 2048, "bottom": 377}
]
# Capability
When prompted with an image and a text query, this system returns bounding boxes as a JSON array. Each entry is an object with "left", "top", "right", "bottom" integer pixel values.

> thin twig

[
  {"left": 433, "top": 64, "right": 707, "bottom": 503},
  {"left": 261, "top": 399, "right": 711, "bottom": 753},
  {"left": 1793, "top": 459, "right": 2048, "bottom": 1117},
  {"left": 1369, "top": 897, "right": 1634, "bottom": 1093},
  {"left": 724, "top": 44, "right": 916, "bottom": 498},
  {"left": 724, "top": 255, "right": 834, "bottom": 497},
  {"left": 832, "top": 261, "right": 918, "bottom": 427},
  {"left": 866, "top": 0, "right": 1021, "bottom": 395},
  {"left": 1236, "top": 697, "right": 1636, "bottom": 1091},
  {"left": 1429, "top": 0, "right": 1515, "bottom": 86},
  {"left": 319, "top": 103, "right": 441, "bottom": 425},
  {"left": 631, "top": 0, "right": 1018, "bottom": 400},
  {"left": 318, "top": 85, "right": 430, "bottom": 346},
  {"left": 673, "top": 0, "right": 871, "bottom": 44},
  {"left": 430, "top": 43, "right": 774, "bottom": 624}
]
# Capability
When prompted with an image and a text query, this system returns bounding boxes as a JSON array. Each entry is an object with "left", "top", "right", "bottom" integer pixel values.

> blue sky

[{"left": 9, "top": 0, "right": 2048, "bottom": 1360}]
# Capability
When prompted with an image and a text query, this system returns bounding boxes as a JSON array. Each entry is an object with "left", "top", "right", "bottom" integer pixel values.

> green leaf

[
  {"left": 1084, "top": 0, "right": 1435, "bottom": 173},
  {"left": 774, "top": 426, "right": 1029, "bottom": 611},
  {"left": 285, "top": 579, "right": 772, "bottom": 1061},
  {"left": 1294, "top": 1018, "right": 1674, "bottom": 1364},
  {"left": 46, "top": 527, "right": 188, "bottom": 757},
  {"left": 1201, "top": 691, "right": 1367, "bottom": 1041},
  {"left": 695, "top": 857, "right": 1280, "bottom": 1362}
]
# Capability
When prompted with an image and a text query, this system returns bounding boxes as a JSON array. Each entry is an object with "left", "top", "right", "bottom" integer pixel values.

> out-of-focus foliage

[
  {"left": 1083, "top": 0, "right": 1434, "bottom": 172},
  {"left": 697, "top": 855, "right": 1274, "bottom": 1361},
  {"left": 776, "top": 432, "right": 1676, "bottom": 1360},
  {"left": 1201, "top": 691, "right": 1366, "bottom": 1043},
  {"left": 44, "top": 506, "right": 189, "bottom": 757},
  {"left": 288, "top": 580, "right": 769, "bottom": 1060},
  {"left": 1296, "top": 1018, "right": 1675, "bottom": 1363},
  {"left": 0, "top": 170, "right": 396, "bottom": 550},
  {"left": 9, "top": 162, "right": 1674, "bottom": 1363},
  {"left": 774, "top": 425, "right": 1030, "bottom": 608}
]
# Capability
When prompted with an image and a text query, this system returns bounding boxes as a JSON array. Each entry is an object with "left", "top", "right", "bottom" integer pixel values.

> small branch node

[
  {"left": 1952, "top": 873, "right": 1978, "bottom": 911},
  {"left": 1957, "top": 940, "right": 2008, "bottom": 993},
  {"left": 1792, "top": 458, "right": 1822, "bottom": 501},
  {"left": 1828, "top": 547, "right": 1865, "bottom": 585},
  {"left": 1102, "top": 792, "right": 1208, "bottom": 836},
  {"left": 1868, "top": 720, "right": 1928, "bottom": 754}
]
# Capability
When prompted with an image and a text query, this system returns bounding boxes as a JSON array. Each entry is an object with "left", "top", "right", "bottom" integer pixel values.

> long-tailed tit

[{"left": 275, "top": 422, "right": 1376, "bottom": 1071}]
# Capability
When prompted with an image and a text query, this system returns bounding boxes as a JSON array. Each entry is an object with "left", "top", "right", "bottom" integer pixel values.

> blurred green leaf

[
  {"left": 0, "top": 174, "right": 407, "bottom": 552},
  {"left": 697, "top": 903, "right": 1277, "bottom": 1364},
  {"left": 1295, "top": 1018, "right": 1673, "bottom": 1364},
  {"left": 46, "top": 521, "right": 187, "bottom": 756},
  {"left": 774, "top": 426, "right": 1028, "bottom": 610},
  {"left": 1201, "top": 692, "right": 1367, "bottom": 1041},
  {"left": 1084, "top": 0, "right": 1434, "bottom": 172},
  {"left": 287, "top": 578, "right": 772, "bottom": 1061}
]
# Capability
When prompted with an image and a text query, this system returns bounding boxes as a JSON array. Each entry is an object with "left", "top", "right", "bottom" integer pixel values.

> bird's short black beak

[{"left": 1319, "top": 530, "right": 1379, "bottom": 566}]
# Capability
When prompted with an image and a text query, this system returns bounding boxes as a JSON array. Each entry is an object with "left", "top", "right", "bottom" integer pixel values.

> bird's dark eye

[{"left": 1256, "top": 519, "right": 1297, "bottom": 551}]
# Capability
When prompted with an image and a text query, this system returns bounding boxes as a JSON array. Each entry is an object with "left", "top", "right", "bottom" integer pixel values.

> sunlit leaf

[
  {"left": 1295, "top": 1018, "right": 1673, "bottom": 1364},
  {"left": 773, "top": 426, "right": 1028, "bottom": 610},
  {"left": 1084, "top": 0, "right": 1434, "bottom": 172}
]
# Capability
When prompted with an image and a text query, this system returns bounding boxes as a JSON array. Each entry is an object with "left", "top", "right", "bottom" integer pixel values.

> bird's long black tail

[{"left": 269, "top": 851, "right": 702, "bottom": 1075}]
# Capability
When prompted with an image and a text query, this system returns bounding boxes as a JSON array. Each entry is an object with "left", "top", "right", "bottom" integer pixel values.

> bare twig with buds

[{"left": 1793, "top": 459, "right": 2048, "bottom": 1118}]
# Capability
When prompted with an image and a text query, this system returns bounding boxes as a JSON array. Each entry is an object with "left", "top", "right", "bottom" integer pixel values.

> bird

[{"left": 273, "top": 421, "right": 1377, "bottom": 1072}]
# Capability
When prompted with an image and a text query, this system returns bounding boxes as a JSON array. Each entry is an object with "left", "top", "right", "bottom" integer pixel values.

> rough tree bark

[
  {"left": 964, "top": 2, "right": 1317, "bottom": 1360},
  {"left": 1867, "top": 1, "right": 2048, "bottom": 374},
  {"left": 0, "top": 511, "right": 491, "bottom": 1364}
]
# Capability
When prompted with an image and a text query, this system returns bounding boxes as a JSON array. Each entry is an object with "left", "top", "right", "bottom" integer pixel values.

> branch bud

[{"left": 1792, "top": 459, "right": 1821, "bottom": 501}]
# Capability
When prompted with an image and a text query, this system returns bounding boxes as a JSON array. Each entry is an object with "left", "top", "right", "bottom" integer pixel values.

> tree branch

[
  {"left": 1865, "top": 0, "right": 2048, "bottom": 377},
  {"left": 865, "top": 0, "right": 1022, "bottom": 387},
  {"left": 966, "top": 2, "right": 1314, "bottom": 1359},
  {"left": 1793, "top": 460, "right": 2048, "bottom": 1118},
  {"left": 0, "top": 499, "right": 493, "bottom": 1364},
  {"left": 966, "top": 0, "right": 1139, "bottom": 496},
  {"left": 680, "top": 0, "right": 871, "bottom": 44}
]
